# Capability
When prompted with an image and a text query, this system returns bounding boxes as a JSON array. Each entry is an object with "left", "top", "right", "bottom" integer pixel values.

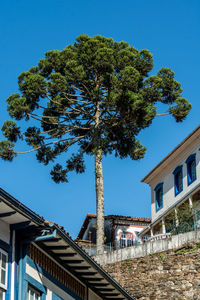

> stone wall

[
  {"left": 103, "top": 242, "right": 200, "bottom": 300},
  {"left": 95, "top": 230, "right": 200, "bottom": 265}
]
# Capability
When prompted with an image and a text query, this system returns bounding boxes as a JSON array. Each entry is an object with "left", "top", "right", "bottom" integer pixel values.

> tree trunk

[
  {"left": 94, "top": 82, "right": 105, "bottom": 255},
  {"left": 95, "top": 149, "right": 104, "bottom": 255}
]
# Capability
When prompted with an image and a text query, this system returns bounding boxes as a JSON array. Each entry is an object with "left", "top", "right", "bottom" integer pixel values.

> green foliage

[
  {"left": 50, "top": 164, "right": 68, "bottom": 183},
  {"left": 0, "top": 35, "right": 191, "bottom": 182},
  {"left": 2, "top": 121, "right": 22, "bottom": 142},
  {"left": 196, "top": 243, "right": 200, "bottom": 249},
  {"left": 175, "top": 244, "right": 196, "bottom": 255},
  {"left": 166, "top": 203, "right": 195, "bottom": 235},
  {"left": 0, "top": 141, "right": 16, "bottom": 161},
  {"left": 157, "top": 253, "right": 165, "bottom": 262}
]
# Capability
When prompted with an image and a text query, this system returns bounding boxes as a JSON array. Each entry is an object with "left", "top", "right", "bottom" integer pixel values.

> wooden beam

[
  {"left": 102, "top": 293, "right": 120, "bottom": 296},
  {"left": 45, "top": 246, "right": 69, "bottom": 250},
  {"left": 80, "top": 272, "right": 97, "bottom": 276},
  {"left": 64, "top": 260, "right": 84, "bottom": 264},
  {"left": 0, "top": 211, "right": 16, "bottom": 218},
  {"left": 92, "top": 283, "right": 109, "bottom": 287},
  {"left": 44, "top": 238, "right": 62, "bottom": 243},
  {"left": 98, "top": 288, "right": 115, "bottom": 292},
  {"left": 104, "top": 298, "right": 124, "bottom": 300},
  {"left": 86, "top": 278, "right": 104, "bottom": 282},
  {"left": 73, "top": 266, "right": 91, "bottom": 270},
  {"left": 10, "top": 221, "right": 31, "bottom": 230},
  {"left": 56, "top": 253, "right": 76, "bottom": 257}
]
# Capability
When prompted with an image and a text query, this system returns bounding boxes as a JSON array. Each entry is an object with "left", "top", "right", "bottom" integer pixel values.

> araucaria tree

[{"left": 0, "top": 35, "right": 191, "bottom": 254}]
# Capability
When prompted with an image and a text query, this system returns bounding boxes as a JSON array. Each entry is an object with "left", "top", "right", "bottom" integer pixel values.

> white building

[
  {"left": 77, "top": 214, "right": 151, "bottom": 254},
  {"left": 140, "top": 125, "right": 200, "bottom": 238}
]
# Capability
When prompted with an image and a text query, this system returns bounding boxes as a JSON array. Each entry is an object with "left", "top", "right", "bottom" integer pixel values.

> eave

[
  {"left": 141, "top": 125, "right": 200, "bottom": 185},
  {"left": 35, "top": 223, "right": 135, "bottom": 300}
]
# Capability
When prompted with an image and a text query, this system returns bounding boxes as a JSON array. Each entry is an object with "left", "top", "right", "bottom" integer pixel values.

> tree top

[{"left": 0, "top": 35, "right": 192, "bottom": 182}]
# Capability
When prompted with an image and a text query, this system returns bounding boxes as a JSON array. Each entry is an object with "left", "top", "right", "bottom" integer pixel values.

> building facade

[
  {"left": 0, "top": 188, "right": 134, "bottom": 300},
  {"left": 77, "top": 214, "right": 151, "bottom": 254},
  {"left": 140, "top": 125, "right": 200, "bottom": 238}
]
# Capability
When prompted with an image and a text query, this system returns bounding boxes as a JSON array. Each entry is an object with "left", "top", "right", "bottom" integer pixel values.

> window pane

[
  {"left": 175, "top": 170, "right": 182, "bottom": 193},
  {"left": 156, "top": 188, "right": 162, "bottom": 208},
  {"left": 1, "top": 254, "right": 6, "bottom": 269},
  {"left": 28, "top": 287, "right": 40, "bottom": 300},
  {"left": 30, "top": 290, "right": 34, "bottom": 300},
  {"left": 127, "top": 239, "right": 132, "bottom": 247},
  {"left": 1, "top": 270, "right": 5, "bottom": 285},
  {"left": 191, "top": 160, "right": 195, "bottom": 179},
  {"left": 121, "top": 240, "right": 126, "bottom": 247},
  {"left": 0, "top": 290, "right": 3, "bottom": 300},
  {"left": 177, "top": 172, "right": 181, "bottom": 190}
]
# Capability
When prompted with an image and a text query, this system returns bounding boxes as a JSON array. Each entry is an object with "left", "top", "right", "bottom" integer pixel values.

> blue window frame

[
  {"left": 173, "top": 165, "right": 183, "bottom": 196},
  {"left": 154, "top": 183, "right": 163, "bottom": 212},
  {"left": 186, "top": 154, "right": 196, "bottom": 186},
  {"left": 52, "top": 293, "right": 64, "bottom": 300}
]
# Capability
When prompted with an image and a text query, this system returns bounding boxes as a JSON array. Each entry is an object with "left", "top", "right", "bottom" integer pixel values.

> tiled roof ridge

[
  {"left": 86, "top": 213, "right": 151, "bottom": 221},
  {"left": 77, "top": 213, "right": 151, "bottom": 240}
]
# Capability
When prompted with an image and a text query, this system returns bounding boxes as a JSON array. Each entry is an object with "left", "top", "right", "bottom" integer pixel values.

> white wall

[
  {"left": 82, "top": 218, "right": 96, "bottom": 240},
  {"left": 150, "top": 139, "right": 200, "bottom": 222},
  {"left": 0, "top": 219, "right": 10, "bottom": 244},
  {"left": 115, "top": 225, "right": 145, "bottom": 248}
]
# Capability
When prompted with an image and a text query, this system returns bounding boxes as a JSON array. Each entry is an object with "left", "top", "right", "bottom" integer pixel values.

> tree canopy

[{"left": 0, "top": 35, "right": 191, "bottom": 175}]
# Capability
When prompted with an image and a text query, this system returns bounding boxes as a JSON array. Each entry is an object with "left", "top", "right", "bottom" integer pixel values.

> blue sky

[{"left": 0, "top": 0, "right": 199, "bottom": 238}]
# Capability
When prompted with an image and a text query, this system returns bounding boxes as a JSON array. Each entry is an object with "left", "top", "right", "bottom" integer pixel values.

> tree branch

[
  {"left": 156, "top": 112, "right": 170, "bottom": 117},
  {"left": 15, "top": 135, "right": 86, "bottom": 155}
]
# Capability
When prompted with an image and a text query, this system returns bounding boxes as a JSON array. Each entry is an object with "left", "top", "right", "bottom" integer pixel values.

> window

[
  {"left": 154, "top": 183, "right": 163, "bottom": 211},
  {"left": 27, "top": 286, "right": 41, "bottom": 300},
  {"left": 0, "top": 289, "right": 5, "bottom": 300},
  {"left": 186, "top": 154, "right": 196, "bottom": 186},
  {"left": 173, "top": 166, "right": 183, "bottom": 196},
  {"left": 120, "top": 232, "right": 133, "bottom": 248},
  {"left": 0, "top": 250, "right": 8, "bottom": 291}
]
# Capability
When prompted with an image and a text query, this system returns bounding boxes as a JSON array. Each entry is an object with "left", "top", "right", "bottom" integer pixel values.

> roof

[
  {"left": 0, "top": 187, "right": 44, "bottom": 225},
  {"left": 0, "top": 187, "right": 135, "bottom": 300},
  {"left": 141, "top": 125, "right": 200, "bottom": 184},
  {"left": 77, "top": 213, "right": 151, "bottom": 240}
]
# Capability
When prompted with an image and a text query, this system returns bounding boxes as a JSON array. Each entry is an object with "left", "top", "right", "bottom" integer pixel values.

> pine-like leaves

[
  {"left": 0, "top": 141, "right": 16, "bottom": 161},
  {"left": 2, "top": 121, "right": 22, "bottom": 142},
  {"left": 0, "top": 35, "right": 191, "bottom": 182}
]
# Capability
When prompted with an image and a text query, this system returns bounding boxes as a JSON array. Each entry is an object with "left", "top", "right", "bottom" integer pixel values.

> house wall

[
  {"left": 150, "top": 138, "right": 200, "bottom": 222},
  {"left": 26, "top": 263, "right": 79, "bottom": 299},
  {"left": 82, "top": 218, "right": 112, "bottom": 244},
  {"left": 0, "top": 219, "right": 12, "bottom": 300},
  {"left": 115, "top": 225, "right": 146, "bottom": 248},
  {"left": 25, "top": 262, "right": 103, "bottom": 300}
]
